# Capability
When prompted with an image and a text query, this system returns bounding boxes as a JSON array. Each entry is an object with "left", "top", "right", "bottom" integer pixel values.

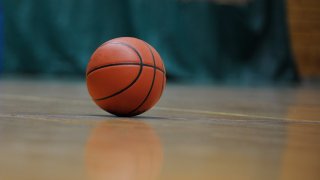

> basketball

[{"left": 86, "top": 37, "right": 166, "bottom": 117}]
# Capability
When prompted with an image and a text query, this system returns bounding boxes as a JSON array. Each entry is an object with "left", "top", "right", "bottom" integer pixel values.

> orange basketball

[{"left": 86, "top": 37, "right": 166, "bottom": 117}]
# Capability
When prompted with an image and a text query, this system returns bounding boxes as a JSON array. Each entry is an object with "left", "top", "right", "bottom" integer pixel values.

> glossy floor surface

[{"left": 0, "top": 80, "right": 319, "bottom": 180}]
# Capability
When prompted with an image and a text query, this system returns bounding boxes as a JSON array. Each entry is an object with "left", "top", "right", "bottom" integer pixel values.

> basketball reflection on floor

[{"left": 85, "top": 119, "right": 163, "bottom": 180}]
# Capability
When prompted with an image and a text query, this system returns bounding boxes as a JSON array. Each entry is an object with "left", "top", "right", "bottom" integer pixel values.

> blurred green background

[{"left": 1, "top": 0, "right": 299, "bottom": 84}]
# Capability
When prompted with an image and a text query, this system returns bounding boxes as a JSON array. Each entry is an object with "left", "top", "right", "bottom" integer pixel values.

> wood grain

[{"left": 0, "top": 80, "right": 319, "bottom": 180}]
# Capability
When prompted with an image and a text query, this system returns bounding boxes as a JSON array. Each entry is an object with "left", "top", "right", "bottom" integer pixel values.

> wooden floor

[{"left": 0, "top": 80, "right": 319, "bottom": 180}]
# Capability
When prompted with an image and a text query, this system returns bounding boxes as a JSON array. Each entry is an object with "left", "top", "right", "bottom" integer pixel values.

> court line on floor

[
  {"left": 154, "top": 107, "right": 320, "bottom": 124},
  {"left": 0, "top": 94, "right": 90, "bottom": 104},
  {"left": 0, "top": 114, "right": 100, "bottom": 126},
  {"left": 1, "top": 94, "right": 319, "bottom": 123}
]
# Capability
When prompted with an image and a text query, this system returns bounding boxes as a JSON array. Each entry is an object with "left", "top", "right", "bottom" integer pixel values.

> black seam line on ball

[
  {"left": 94, "top": 42, "right": 143, "bottom": 101},
  {"left": 160, "top": 71, "right": 165, "bottom": 97},
  {"left": 127, "top": 44, "right": 157, "bottom": 115},
  {"left": 86, "top": 63, "right": 165, "bottom": 76}
]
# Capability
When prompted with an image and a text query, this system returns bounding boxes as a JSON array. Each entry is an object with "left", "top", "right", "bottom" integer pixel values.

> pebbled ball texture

[{"left": 86, "top": 37, "right": 166, "bottom": 117}]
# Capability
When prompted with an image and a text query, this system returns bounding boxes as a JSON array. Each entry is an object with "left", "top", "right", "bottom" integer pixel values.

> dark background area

[{"left": 0, "top": 0, "right": 301, "bottom": 84}]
